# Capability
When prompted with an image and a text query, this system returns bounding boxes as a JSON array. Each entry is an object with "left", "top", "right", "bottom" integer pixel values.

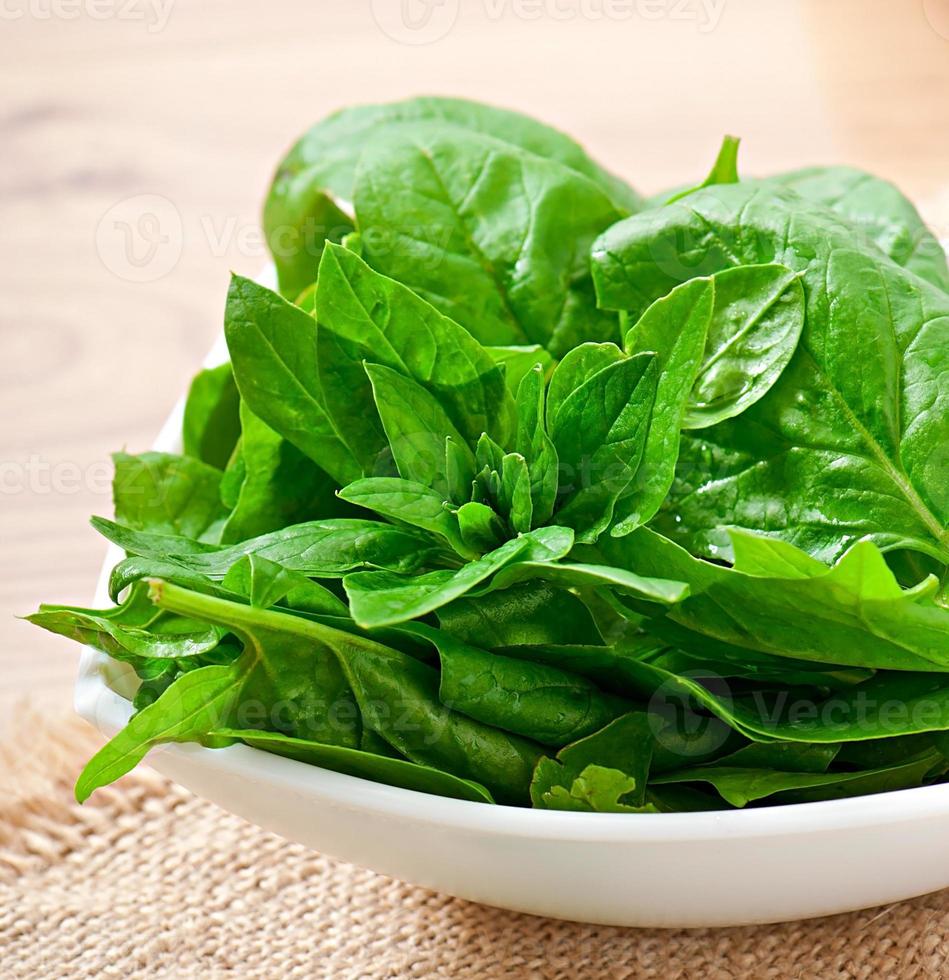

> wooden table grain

[{"left": 2, "top": 0, "right": 948, "bottom": 721}]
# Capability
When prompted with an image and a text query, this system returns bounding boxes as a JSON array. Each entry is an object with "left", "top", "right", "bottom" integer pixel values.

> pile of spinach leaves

[{"left": 31, "top": 97, "right": 949, "bottom": 813}]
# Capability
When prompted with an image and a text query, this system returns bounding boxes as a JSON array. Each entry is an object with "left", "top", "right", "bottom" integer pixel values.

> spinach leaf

[
  {"left": 545, "top": 342, "right": 625, "bottom": 426},
  {"left": 709, "top": 741, "right": 840, "bottom": 772},
  {"left": 265, "top": 98, "right": 639, "bottom": 268},
  {"left": 681, "top": 264, "right": 805, "bottom": 429},
  {"left": 215, "top": 728, "right": 494, "bottom": 803},
  {"left": 338, "top": 477, "right": 473, "bottom": 559},
  {"left": 27, "top": 601, "right": 224, "bottom": 664},
  {"left": 542, "top": 765, "right": 657, "bottom": 813},
  {"left": 219, "top": 553, "right": 348, "bottom": 616},
  {"left": 316, "top": 242, "right": 515, "bottom": 452},
  {"left": 665, "top": 134, "right": 740, "bottom": 205},
  {"left": 151, "top": 582, "right": 361, "bottom": 747},
  {"left": 181, "top": 362, "right": 241, "bottom": 470},
  {"left": 488, "top": 345, "right": 555, "bottom": 394},
  {"left": 612, "top": 278, "right": 713, "bottom": 534},
  {"left": 343, "top": 526, "right": 574, "bottom": 628},
  {"left": 531, "top": 712, "right": 655, "bottom": 810},
  {"left": 75, "top": 664, "right": 243, "bottom": 802},
  {"left": 416, "top": 625, "right": 630, "bottom": 746},
  {"left": 652, "top": 749, "right": 944, "bottom": 807},
  {"left": 108, "top": 556, "right": 231, "bottom": 604},
  {"left": 485, "top": 561, "right": 688, "bottom": 605},
  {"left": 455, "top": 501, "right": 506, "bottom": 555},
  {"left": 334, "top": 636, "right": 542, "bottom": 805},
  {"left": 573, "top": 642, "right": 949, "bottom": 747},
  {"left": 593, "top": 181, "right": 949, "bottom": 565},
  {"left": 112, "top": 451, "right": 228, "bottom": 543},
  {"left": 92, "top": 515, "right": 438, "bottom": 579},
  {"left": 765, "top": 166, "right": 949, "bottom": 291},
  {"left": 596, "top": 527, "right": 949, "bottom": 671},
  {"left": 497, "top": 453, "right": 533, "bottom": 534},
  {"left": 220, "top": 401, "right": 354, "bottom": 544},
  {"left": 264, "top": 185, "right": 354, "bottom": 301},
  {"left": 364, "top": 362, "right": 475, "bottom": 498},
  {"left": 353, "top": 126, "right": 624, "bottom": 355},
  {"left": 224, "top": 274, "right": 361, "bottom": 485},
  {"left": 149, "top": 583, "right": 542, "bottom": 804},
  {"left": 437, "top": 582, "right": 599, "bottom": 649},
  {"left": 514, "top": 365, "right": 558, "bottom": 528},
  {"left": 155, "top": 583, "right": 539, "bottom": 802},
  {"left": 549, "top": 352, "right": 658, "bottom": 541},
  {"left": 444, "top": 436, "right": 477, "bottom": 506}
]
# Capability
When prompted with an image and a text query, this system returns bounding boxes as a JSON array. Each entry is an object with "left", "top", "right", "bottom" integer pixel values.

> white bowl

[{"left": 74, "top": 275, "right": 949, "bottom": 929}]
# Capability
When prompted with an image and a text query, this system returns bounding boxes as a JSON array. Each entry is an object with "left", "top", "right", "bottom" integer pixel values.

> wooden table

[{"left": 3, "top": 0, "right": 948, "bottom": 719}]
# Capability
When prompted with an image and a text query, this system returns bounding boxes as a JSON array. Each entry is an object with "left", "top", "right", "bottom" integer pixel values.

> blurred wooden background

[{"left": 2, "top": 0, "right": 948, "bottom": 721}]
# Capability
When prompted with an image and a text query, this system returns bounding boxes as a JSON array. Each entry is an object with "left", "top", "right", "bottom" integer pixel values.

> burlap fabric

[{"left": 2, "top": 709, "right": 948, "bottom": 979}]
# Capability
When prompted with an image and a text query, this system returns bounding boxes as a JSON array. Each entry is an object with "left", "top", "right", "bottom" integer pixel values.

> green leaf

[
  {"left": 265, "top": 99, "right": 640, "bottom": 265},
  {"left": 93, "top": 515, "right": 438, "bottom": 579},
  {"left": 549, "top": 352, "right": 659, "bottom": 542},
  {"left": 545, "top": 342, "right": 625, "bottom": 428},
  {"left": 220, "top": 401, "right": 353, "bottom": 544},
  {"left": 152, "top": 584, "right": 542, "bottom": 805},
  {"left": 652, "top": 749, "right": 944, "bottom": 808},
  {"left": 354, "top": 126, "right": 624, "bottom": 355},
  {"left": 665, "top": 134, "right": 741, "bottom": 205},
  {"left": 475, "top": 432, "right": 505, "bottom": 477},
  {"left": 543, "top": 765, "right": 656, "bottom": 813},
  {"left": 437, "top": 581, "right": 599, "bottom": 649},
  {"left": 220, "top": 553, "right": 347, "bottom": 616},
  {"left": 338, "top": 477, "right": 474, "bottom": 559},
  {"left": 416, "top": 625, "right": 630, "bottom": 746},
  {"left": 592, "top": 181, "right": 949, "bottom": 566},
  {"left": 682, "top": 264, "right": 805, "bottom": 430},
  {"left": 765, "top": 165, "right": 949, "bottom": 291},
  {"left": 108, "top": 557, "right": 229, "bottom": 605},
  {"left": 486, "top": 561, "right": 689, "bottom": 605},
  {"left": 316, "top": 242, "right": 515, "bottom": 451},
  {"left": 455, "top": 501, "right": 507, "bottom": 555},
  {"left": 514, "top": 365, "right": 558, "bottom": 527},
  {"left": 712, "top": 741, "right": 840, "bottom": 773},
  {"left": 364, "top": 362, "right": 475, "bottom": 498},
  {"left": 597, "top": 527, "right": 949, "bottom": 672},
  {"left": 264, "top": 185, "right": 354, "bottom": 299},
  {"left": 27, "top": 585, "right": 225, "bottom": 665},
  {"left": 335, "top": 637, "right": 542, "bottom": 805},
  {"left": 444, "top": 436, "right": 477, "bottom": 506},
  {"left": 215, "top": 728, "right": 494, "bottom": 804},
  {"left": 612, "top": 278, "right": 714, "bottom": 534},
  {"left": 343, "top": 526, "right": 574, "bottom": 628},
  {"left": 75, "top": 665, "right": 243, "bottom": 802},
  {"left": 497, "top": 453, "right": 533, "bottom": 534},
  {"left": 181, "top": 362, "right": 241, "bottom": 470},
  {"left": 150, "top": 582, "right": 360, "bottom": 748},
  {"left": 112, "top": 451, "right": 228, "bottom": 544},
  {"left": 487, "top": 345, "right": 554, "bottom": 394},
  {"left": 531, "top": 712, "right": 655, "bottom": 810},
  {"left": 224, "top": 274, "right": 361, "bottom": 485},
  {"left": 27, "top": 606, "right": 222, "bottom": 665}
]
